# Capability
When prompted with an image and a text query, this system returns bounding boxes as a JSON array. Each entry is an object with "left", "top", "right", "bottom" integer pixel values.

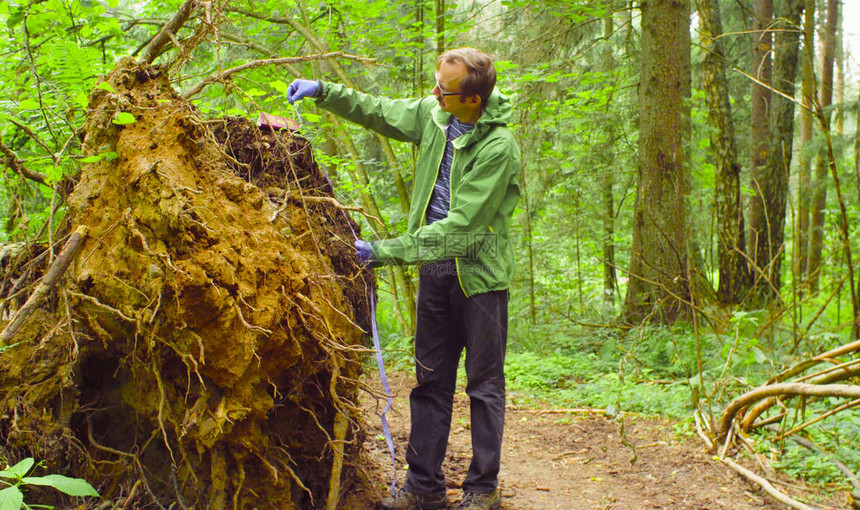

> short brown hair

[{"left": 436, "top": 48, "right": 497, "bottom": 104}]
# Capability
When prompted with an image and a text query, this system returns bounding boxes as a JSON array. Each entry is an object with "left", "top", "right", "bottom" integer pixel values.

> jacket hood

[
  {"left": 432, "top": 88, "right": 512, "bottom": 131},
  {"left": 431, "top": 88, "right": 513, "bottom": 149},
  {"left": 478, "top": 89, "right": 513, "bottom": 125}
]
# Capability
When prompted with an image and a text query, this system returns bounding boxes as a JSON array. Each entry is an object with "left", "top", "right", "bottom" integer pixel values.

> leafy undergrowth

[{"left": 505, "top": 351, "right": 693, "bottom": 418}]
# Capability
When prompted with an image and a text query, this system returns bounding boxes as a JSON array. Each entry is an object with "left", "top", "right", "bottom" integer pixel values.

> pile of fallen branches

[{"left": 699, "top": 339, "right": 860, "bottom": 509}]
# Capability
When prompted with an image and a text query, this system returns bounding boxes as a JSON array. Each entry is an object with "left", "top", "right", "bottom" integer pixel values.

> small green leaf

[
  {"left": 494, "top": 60, "right": 518, "bottom": 72},
  {"left": 5, "top": 9, "right": 23, "bottom": 28},
  {"left": 301, "top": 113, "right": 321, "bottom": 123},
  {"left": 97, "top": 82, "right": 115, "bottom": 93},
  {"left": 0, "top": 458, "right": 34, "bottom": 480},
  {"left": 269, "top": 80, "right": 288, "bottom": 94},
  {"left": 21, "top": 475, "right": 100, "bottom": 497},
  {"left": 80, "top": 151, "right": 117, "bottom": 164},
  {"left": 19, "top": 99, "right": 40, "bottom": 110},
  {"left": 753, "top": 346, "right": 767, "bottom": 364},
  {"left": 112, "top": 112, "right": 136, "bottom": 125},
  {"left": 245, "top": 88, "right": 266, "bottom": 97},
  {"left": 0, "top": 486, "right": 24, "bottom": 510},
  {"left": 0, "top": 342, "right": 21, "bottom": 354},
  {"left": 75, "top": 92, "right": 89, "bottom": 109}
]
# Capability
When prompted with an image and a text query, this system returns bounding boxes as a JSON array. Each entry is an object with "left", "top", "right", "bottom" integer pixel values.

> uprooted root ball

[{"left": 0, "top": 57, "right": 377, "bottom": 509}]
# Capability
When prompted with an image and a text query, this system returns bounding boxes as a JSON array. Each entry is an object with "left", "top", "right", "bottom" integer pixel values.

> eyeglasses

[{"left": 434, "top": 79, "right": 461, "bottom": 97}]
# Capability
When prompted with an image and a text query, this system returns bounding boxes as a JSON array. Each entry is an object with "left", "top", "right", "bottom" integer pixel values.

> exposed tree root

[{"left": 0, "top": 55, "right": 378, "bottom": 509}]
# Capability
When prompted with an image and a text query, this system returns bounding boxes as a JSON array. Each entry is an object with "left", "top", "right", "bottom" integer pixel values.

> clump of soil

[{"left": 0, "top": 57, "right": 376, "bottom": 509}]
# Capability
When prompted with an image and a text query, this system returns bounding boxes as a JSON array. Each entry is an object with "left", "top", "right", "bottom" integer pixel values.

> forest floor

[{"left": 360, "top": 371, "right": 848, "bottom": 509}]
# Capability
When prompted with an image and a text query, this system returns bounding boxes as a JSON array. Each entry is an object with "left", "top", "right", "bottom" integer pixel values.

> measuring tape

[{"left": 289, "top": 103, "right": 398, "bottom": 495}]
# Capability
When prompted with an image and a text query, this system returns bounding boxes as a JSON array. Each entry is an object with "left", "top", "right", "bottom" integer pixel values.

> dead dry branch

[
  {"left": 140, "top": 0, "right": 198, "bottom": 65},
  {"left": 182, "top": 52, "right": 377, "bottom": 99},
  {"left": 720, "top": 457, "right": 818, "bottom": 510},
  {"left": 0, "top": 226, "right": 87, "bottom": 343},
  {"left": 0, "top": 138, "right": 49, "bottom": 187},
  {"left": 711, "top": 335, "right": 860, "bottom": 508}
]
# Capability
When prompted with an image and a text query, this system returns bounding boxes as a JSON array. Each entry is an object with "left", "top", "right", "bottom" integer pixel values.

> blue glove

[
  {"left": 286, "top": 79, "right": 319, "bottom": 104},
  {"left": 355, "top": 240, "right": 373, "bottom": 264}
]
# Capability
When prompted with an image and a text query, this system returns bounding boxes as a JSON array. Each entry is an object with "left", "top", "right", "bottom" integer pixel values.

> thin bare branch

[
  {"left": 140, "top": 0, "right": 197, "bottom": 65},
  {"left": 182, "top": 52, "right": 376, "bottom": 99},
  {"left": 742, "top": 363, "right": 860, "bottom": 430},
  {"left": 775, "top": 399, "right": 860, "bottom": 441},
  {"left": 770, "top": 337, "right": 860, "bottom": 384},
  {"left": 0, "top": 138, "right": 49, "bottom": 187},
  {"left": 720, "top": 457, "right": 817, "bottom": 510},
  {"left": 733, "top": 67, "right": 813, "bottom": 114},
  {"left": 270, "top": 191, "right": 385, "bottom": 230},
  {"left": 0, "top": 226, "right": 88, "bottom": 343},
  {"left": 8, "top": 118, "right": 54, "bottom": 158}
]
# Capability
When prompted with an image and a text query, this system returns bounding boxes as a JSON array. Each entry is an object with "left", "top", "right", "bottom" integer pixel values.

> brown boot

[
  {"left": 453, "top": 489, "right": 501, "bottom": 510},
  {"left": 375, "top": 489, "right": 450, "bottom": 510}
]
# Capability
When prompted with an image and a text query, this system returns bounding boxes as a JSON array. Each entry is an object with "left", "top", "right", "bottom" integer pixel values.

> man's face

[{"left": 433, "top": 62, "right": 481, "bottom": 121}]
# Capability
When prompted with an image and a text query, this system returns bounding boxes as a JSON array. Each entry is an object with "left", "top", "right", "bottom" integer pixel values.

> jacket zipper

[
  {"left": 449, "top": 147, "right": 470, "bottom": 298},
  {"left": 419, "top": 125, "right": 448, "bottom": 226},
  {"left": 423, "top": 121, "right": 470, "bottom": 298}
]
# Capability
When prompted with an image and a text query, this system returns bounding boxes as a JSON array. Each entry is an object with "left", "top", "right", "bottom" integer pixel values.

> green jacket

[{"left": 315, "top": 82, "right": 521, "bottom": 296}]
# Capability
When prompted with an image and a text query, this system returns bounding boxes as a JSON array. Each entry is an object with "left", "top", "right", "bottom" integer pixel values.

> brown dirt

[
  {"left": 361, "top": 371, "right": 849, "bottom": 509},
  {"left": 0, "top": 57, "right": 377, "bottom": 510}
]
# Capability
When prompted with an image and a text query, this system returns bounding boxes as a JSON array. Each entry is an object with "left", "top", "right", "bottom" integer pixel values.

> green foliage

[
  {"left": 0, "top": 0, "right": 141, "bottom": 241},
  {"left": 504, "top": 351, "right": 693, "bottom": 418},
  {"left": 773, "top": 444, "right": 847, "bottom": 487},
  {"left": 750, "top": 413, "right": 860, "bottom": 492},
  {"left": 0, "top": 457, "right": 100, "bottom": 509},
  {"left": 505, "top": 351, "right": 592, "bottom": 389},
  {"left": 111, "top": 112, "right": 136, "bottom": 125}
]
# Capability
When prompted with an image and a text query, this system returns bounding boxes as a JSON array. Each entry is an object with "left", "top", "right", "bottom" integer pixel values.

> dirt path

[{"left": 361, "top": 371, "right": 842, "bottom": 509}]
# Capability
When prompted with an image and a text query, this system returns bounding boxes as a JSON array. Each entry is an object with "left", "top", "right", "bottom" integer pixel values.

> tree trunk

[
  {"left": 414, "top": 0, "right": 425, "bottom": 97},
  {"left": 601, "top": 9, "right": 617, "bottom": 305},
  {"left": 835, "top": 4, "right": 844, "bottom": 137},
  {"left": 856, "top": 83, "right": 860, "bottom": 207},
  {"left": 747, "top": 0, "right": 773, "bottom": 280},
  {"left": 749, "top": 0, "right": 803, "bottom": 301},
  {"left": 696, "top": 0, "right": 747, "bottom": 304},
  {"left": 806, "top": 0, "right": 839, "bottom": 293},
  {"left": 435, "top": 0, "right": 445, "bottom": 55},
  {"left": 624, "top": 0, "right": 691, "bottom": 324},
  {"left": 795, "top": 0, "right": 814, "bottom": 290}
]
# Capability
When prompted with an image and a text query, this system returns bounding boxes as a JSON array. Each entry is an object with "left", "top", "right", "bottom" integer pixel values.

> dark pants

[{"left": 403, "top": 259, "right": 508, "bottom": 495}]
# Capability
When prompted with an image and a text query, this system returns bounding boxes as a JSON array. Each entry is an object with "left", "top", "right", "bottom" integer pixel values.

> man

[{"left": 287, "top": 47, "right": 520, "bottom": 510}]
